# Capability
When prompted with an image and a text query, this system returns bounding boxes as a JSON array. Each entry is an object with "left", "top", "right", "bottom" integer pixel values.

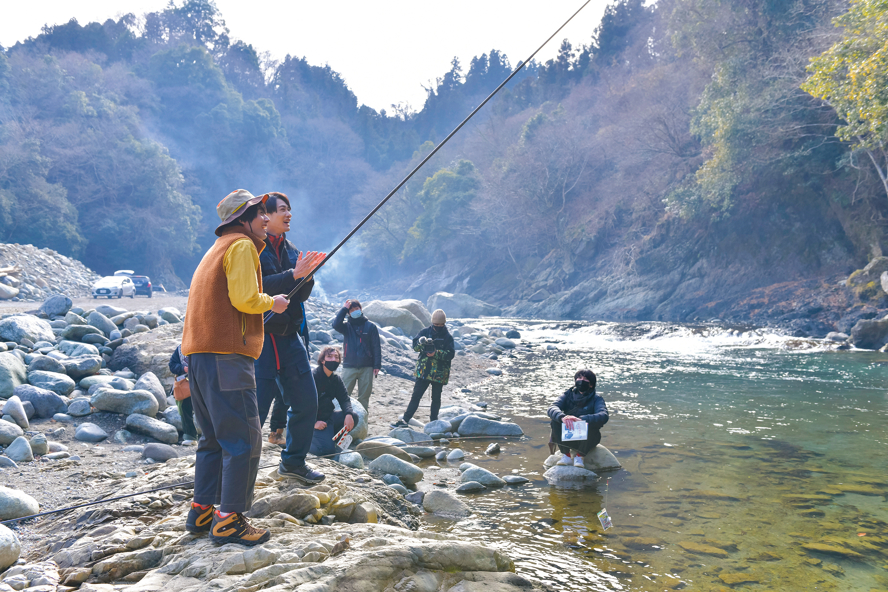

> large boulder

[
  {"left": 87, "top": 311, "right": 118, "bottom": 337},
  {"left": 0, "top": 353, "right": 27, "bottom": 398},
  {"left": 13, "top": 385, "right": 67, "bottom": 418},
  {"left": 108, "top": 324, "right": 182, "bottom": 387},
  {"left": 134, "top": 372, "right": 168, "bottom": 412},
  {"left": 461, "top": 466, "right": 506, "bottom": 488},
  {"left": 387, "top": 299, "right": 432, "bottom": 326},
  {"left": 0, "top": 523, "right": 20, "bottom": 570},
  {"left": 422, "top": 490, "right": 471, "bottom": 518},
  {"left": 368, "top": 454, "right": 424, "bottom": 485},
  {"left": 361, "top": 301, "right": 425, "bottom": 337},
  {"left": 848, "top": 256, "right": 888, "bottom": 287},
  {"left": 850, "top": 318, "right": 888, "bottom": 350},
  {"left": 543, "top": 465, "right": 599, "bottom": 485},
  {"left": 28, "top": 355, "right": 66, "bottom": 375},
  {"left": 28, "top": 370, "right": 76, "bottom": 396},
  {"left": 457, "top": 416, "right": 523, "bottom": 437},
  {"left": 57, "top": 341, "right": 100, "bottom": 358},
  {"left": 349, "top": 399, "right": 369, "bottom": 441},
  {"left": 125, "top": 414, "right": 178, "bottom": 443},
  {"left": 95, "top": 304, "right": 127, "bottom": 317},
  {"left": 91, "top": 389, "right": 158, "bottom": 417},
  {"left": 427, "top": 292, "right": 502, "bottom": 318},
  {"left": 61, "top": 325, "right": 103, "bottom": 341},
  {"left": 0, "top": 285, "right": 19, "bottom": 300},
  {"left": 0, "top": 486, "right": 39, "bottom": 521},
  {"left": 38, "top": 295, "right": 73, "bottom": 318},
  {"left": 0, "top": 315, "right": 55, "bottom": 344},
  {"left": 0, "top": 420, "right": 23, "bottom": 445},
  {"left": 61, "top": 356, "right": 102, "bottom": 380}
]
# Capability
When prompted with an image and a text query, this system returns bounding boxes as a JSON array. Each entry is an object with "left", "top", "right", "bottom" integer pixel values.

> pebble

[
  {"left": 503, "top": 475, "right": 530, "bottom": 485},
  {"left": 485, "top": 368, "right": 502, "bottom": 376},
  {"left": 447, "top": 449, "right": 465, "bottom": 461},
  {"left": 142, "top": 443, "right": 178, "bottom": 462},
  {"left": 456, "top": 481, "right": 486, "bottom": 493},
  {"left": 485, "top": 443, "right": 501, "bottom": 455}
]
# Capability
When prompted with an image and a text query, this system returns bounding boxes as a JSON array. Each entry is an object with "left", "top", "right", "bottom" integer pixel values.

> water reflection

[{"left": 420, "top": 320, "right": 888, "bottom": 591}]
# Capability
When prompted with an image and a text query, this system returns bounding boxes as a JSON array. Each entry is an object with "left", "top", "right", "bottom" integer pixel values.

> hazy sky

[{"left": 0, "top": 1, "right": 610, "bottom": 111}]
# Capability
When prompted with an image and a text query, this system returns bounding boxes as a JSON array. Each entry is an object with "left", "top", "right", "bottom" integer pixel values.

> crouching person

[
  {"left": 547, "top": 369, "right": 609, "bottom": 469},
  {"left": 182, "top": 190, "right": 288, "bottom": 546},
  {"left": 309, "top": 346, "right": 358, "bottom": 457}
]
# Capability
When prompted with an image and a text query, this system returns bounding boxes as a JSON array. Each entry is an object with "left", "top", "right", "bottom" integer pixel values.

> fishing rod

[
  {"left": 265, "top": 0, "right": 593, "bottom": 323},
  {"left": 1, "top": 434, "right": 525, "bottom": 526}
]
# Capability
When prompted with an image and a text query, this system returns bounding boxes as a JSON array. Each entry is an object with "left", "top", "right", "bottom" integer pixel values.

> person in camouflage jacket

[{"left": 392, "top": 309, "right": 455, "bottom": 426}]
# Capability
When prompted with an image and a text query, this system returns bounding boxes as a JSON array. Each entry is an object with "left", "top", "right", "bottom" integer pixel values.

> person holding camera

[
  {"left": 392, "top": 309, "right": 454, "bottom": 427},
  {"left": 332, "top": 299, "right": 381, "bottom": 413},
  {"left": 547, "top": 369, "right": 609, "bottom": 468}
]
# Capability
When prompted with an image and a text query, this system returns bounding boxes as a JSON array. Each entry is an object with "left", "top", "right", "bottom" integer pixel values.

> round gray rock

[
  {"left": 461, "top": 466, "right": 506, "bottom": 488},
  {"left": 0, "top": 524, "right": 20, "bottom": 570},
  {"left": 0, "top": 418, "right": 23, "bottom": 446},
  {"left": 27, "top": 370, "right": 76, "bottom": 397},
  {"left": 368, "top": 454, "right": 423, "bottom": 485},
  {"left": 91, "top": 389, "right": 158, "bottom": 417},
  {"left": 142, "top": 443, "right": 179, "bottom": 462},
  {"left": 388, "top": 427, "right": 433, "bottom": 444},
  {"left": 422, "top": 490, "right": 471, "bottom": 518},
  {"left": 61, "top": 356, "right": 102, "bottom": 380},
  {"left": 74, "top": 422, "right": 108, "bottom": 443},
  {"left": 456, "top": 481, "right": 485, "bottom": 493},
  {"left": 38, "top": 295, "right": 73, "bottom": 317},
  {"left": 79, "top": 375, "right": 116, "bottom": 390},
  {"left": 61, "top": 324, "right": 103, "bottom": 341},
  {"left": 67, "top": 398, "right": 92, "bottom": 417},
  {"left": 423, "top": 419, "right": 452, "bottom": 435},
  {"left": 503, "top": 475, "right": 530, "bottom": 485},
  {"left": 402, "top": 445, "right": 436, "bottom": 458},
  {"left": 2, "top": 396, "right": 28, "bottom": 429},
  {"left": 0, "top": 486, "right": 38, "bottom": 521},
  {"left": 125, "top": 414, "right": 178, "bottom": 443},
  {"left": 161, "top": 406, "right": 183, "bottom": 432},
  {"left": 336, "top": 451, "right": 364, "bottom": 469},
  {"left": 0, "top": 353, "right": 27, "bottom": 399},
  {"left": 14, "top": 384, "right": 68, "bottom": 418},
  {"left": 447, "top": 449, "right": 465, "bottom": 461},
  {"left": 87, "top": 311, "right": 118, "bottom": 337},
  {"left": 457, "top": 416, "right": 523, "bottom": 437},
  {"left": 4, "top": 436, "right": 33, "bottom": 462},
  {"left": 134, "top": 372, "right": 168, "bottom": 412},
  {"left": 29, "top": 433, "right": 48, "bottom": 456},
  {"left": 0, "top": 316, "right": 54, "bottom": 344},
  {"left": 27, "top": 355, "right": 66, "bottom": 375},
  {"left": 543, "top": 465, "right": 599, "bottom": 485}
]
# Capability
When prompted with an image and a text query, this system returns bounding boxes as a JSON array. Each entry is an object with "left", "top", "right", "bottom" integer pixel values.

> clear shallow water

[{"left": 420, "top": 320, "right": 888, "bottom": 591}]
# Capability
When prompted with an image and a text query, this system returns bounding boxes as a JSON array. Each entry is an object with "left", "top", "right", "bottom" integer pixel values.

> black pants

[
  {"left": 176, "top": 396, "right": 198, "bottom": 439},
  {"left": 550, "top": 419, "right": 600, "bottom": 456},
  {"left": 403, "top": 379, "right": 443, "bottom": 422},
  {"left": 257, "top": 378, "right": 289, "bottom": 432},
  {"left": 189, "top": 353, "right": 262, "bottom": 514},
  {"left": 309, "top": 411, "right": 346, "bottom": 457}
]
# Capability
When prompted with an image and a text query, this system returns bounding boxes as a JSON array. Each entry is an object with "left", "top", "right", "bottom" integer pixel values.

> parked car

[
  {"left": 131, "top": 275, "right": 153, "bottom": 297},
  {"left": 92, "top": 276, "right": 136, "bottom": 299}
]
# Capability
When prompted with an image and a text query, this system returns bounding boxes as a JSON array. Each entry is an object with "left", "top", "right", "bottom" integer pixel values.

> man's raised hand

[{"left": 292, "top": 251, "right": 327, "bottom": 280}]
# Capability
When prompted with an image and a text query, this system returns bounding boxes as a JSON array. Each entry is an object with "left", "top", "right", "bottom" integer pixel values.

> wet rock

[
  {"left": 543, "top": 446, "right": 621, "bottom": 472},
  {"left": 402, "top": 445, "right": 436, "bottom": 458},
  {"left": 0, "top": 418, "right": 23, "bottom": 445},
  {"left": 850, "top": 318, "right": 888, "bottom": 350},
  {"left": 503, "top": 475, "right": 530, "bottom": 485},
  {"left": 141, "top": 443, "right": 179, "bottom": 462},
  {"left": 134, "top": 372, "right": 167, "bottom": 412},
  {"left": 456, "top": 481, "right": 485, "bottom": 493},
  {"left": 447, "top": 449, "right": 465, "bottom": 462},
  {"left": 801, "top": 543, "right": 863, "bottom": 560},
  {"left": 0, "top": 315, "right": 54, "bottom": 344},
  {"left": 5, "top": 436, "right": 33, "bottom": 462},
  {"left": 457, "top": 416, "right": 523, "bottom": 437},
  {"left": 423, "top": 490, "right": 471, "bottom": 518},
  {"left": 423, "top": 419, "right": 452, "bottom": 434},
  {"left": 677, "top": 541, "right": 730, "bottom": 557},
  {"left": 405, "top": 491, "right": 425, "bottom": 505},
  {"left": 486, "top": 443, "right": 501, "bottom": 455},
  {"left": 14, "top": 384, "right": 67, "bottom": 418},
  {"left": 91, "top": 389, "right": 158, "bottom": 417},
  {"left": 435, "top": 451, "right": 447, "bottom": 461},
  {"left": 0, "top": 486, "right": 39, "bottom": 520},
  {"left": 125, "top": 414, "right": 178, "bottom": 443},
  {"left": 543, "top": 465, "right": 598, "bottom": 485},
  {"left": 74, "top": 422, "right": 108, "bottom": 443},
  {"left": 27, "top": 370, "right": 76, "bottom": 396},
  {"left": 622, "top": 536, "right": 664, "bottom": 550},
  {"left": 0, "top": 523, "right": 20, "bottom": 570},
  {"left": 368, "top": 454, "right": 423, "bottom": 485},
  {"left": 356, "top": 440, "right": 411, "bottom": 462},
  {"left": 388, "top": 427, "right": 433, "bottom": 444},
  {"left": 0, "top": 353, "right": 27, "bottom": 398},
  {"left": 2, "top": 396, "right": 27, "bottom": 429},
  {"left": 825, "top": 332, "right": 849, "bottom": 342},
  {"left": 719, "top": 573, "right": 760, "bottom": 585},
  {"left": 461, "top": 466, "right": 506, "bottom": 488}
]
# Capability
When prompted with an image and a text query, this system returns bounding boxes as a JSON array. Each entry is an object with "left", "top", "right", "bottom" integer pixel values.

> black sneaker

[
  {"left": 185, "top": 503, "right": 215, "bottom": 533},
  {"left": 277, "top": 462, "right": 325, "bottom": 484},
  {"left": 209, "top": 511, "right": 270, "bottom": 546},
  {"left": 390, "top": 418, "right": 409, "bottom": 428}
]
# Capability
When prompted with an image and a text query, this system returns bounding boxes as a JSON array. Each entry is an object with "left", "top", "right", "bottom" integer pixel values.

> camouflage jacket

[{"left": 412, "top": 326, "right": 455, "bottom": 384}]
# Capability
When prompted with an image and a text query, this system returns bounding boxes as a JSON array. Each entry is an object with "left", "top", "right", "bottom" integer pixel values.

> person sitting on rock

[
  {"left": 392, "top": 309, "right": 454, "bottom": 427},
  {"left": 309, "top": 346, "right": 358, "bottom": 457},
  {"left": 167, "top": 344, "right": 197, "bottom": 442},
  {"left": 332, "top": 299, "right": 381, "bottom": 413},
  {"left": 548, "top": 369, "right": 609, "bottom": 469}
]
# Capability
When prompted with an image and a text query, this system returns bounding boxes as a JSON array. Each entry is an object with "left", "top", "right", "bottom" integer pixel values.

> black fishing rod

[{"left": 265, "top": 0, "right": 593, "bottom": 322}]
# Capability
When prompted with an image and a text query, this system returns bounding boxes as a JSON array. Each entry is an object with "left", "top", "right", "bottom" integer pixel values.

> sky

[{"left": 0, "top": 0, "right": 611, "bottom": 112}]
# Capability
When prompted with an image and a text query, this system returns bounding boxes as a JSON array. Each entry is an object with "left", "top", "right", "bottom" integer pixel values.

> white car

[{"left": 92, "top": 276, "right": 136, "bottom": 299}]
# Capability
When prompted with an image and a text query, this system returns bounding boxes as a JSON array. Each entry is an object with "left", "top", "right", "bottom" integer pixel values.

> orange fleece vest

[{"left": 182, "top": 229, "right": 267, "bottom": 359}]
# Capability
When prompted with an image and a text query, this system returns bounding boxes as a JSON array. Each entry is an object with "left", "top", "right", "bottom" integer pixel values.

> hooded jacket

[
  {"left": 332, "top": 308, "right": 382, "bottom": 370},
  {"left": 259, "top": 233, "right": 313, "bottom": 340},
  {"left": 412, "top": 325, "right": 455, "bottom": 384},
  {"left": 547, "top": 387, "right": 609, "bottom": 429}
]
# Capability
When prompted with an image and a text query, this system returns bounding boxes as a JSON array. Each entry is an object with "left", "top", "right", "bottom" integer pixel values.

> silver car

[{"left": 92, "top": 276, "right": 136, "bottom": 299}]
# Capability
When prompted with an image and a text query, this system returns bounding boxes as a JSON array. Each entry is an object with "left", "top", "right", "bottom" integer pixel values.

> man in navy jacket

[
  {"left": 547, "top": 368, "right": 609, "bottom": 469},
  {"left": 332, "top": 299, "right": 381, "bottom": 413}
]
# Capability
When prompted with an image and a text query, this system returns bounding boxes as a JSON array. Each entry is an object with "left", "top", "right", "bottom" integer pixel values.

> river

[{"left": 420, "top": 320, "right": 888, "bottom": 591}]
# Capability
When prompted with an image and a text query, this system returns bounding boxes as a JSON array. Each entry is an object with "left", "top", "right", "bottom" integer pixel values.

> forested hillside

[{"left": 2, "top": 0, "right": 886, "bottom": 329}]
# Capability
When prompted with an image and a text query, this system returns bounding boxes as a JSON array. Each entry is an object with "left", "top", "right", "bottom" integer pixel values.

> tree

[{"left": 802, "top": 0, "right": 888, "bottom": 200}]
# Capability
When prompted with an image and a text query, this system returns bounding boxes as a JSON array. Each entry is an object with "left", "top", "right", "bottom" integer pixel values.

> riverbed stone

[
  {"left": 125, "top": 414, "right": 178, "bottom": 443},
  {"left": 67, "top": 398, "right": 92, "bottom": 417},
  {"left": 29, "top": 433, "right": 47, "bottom": 456},
  {"left": 141, "top": 443, "right": 179, "bottom": 462},
  {"left": 79, "top": 375, "right": 116, "bottom": 390},
  {"left": 62, "top": 324, "right": 104, "bottom": 342},
  {"left": 356, "top": 440, "right": 411, "bottom": 462},
  {"left": 38, "top": 294, "right": 73, "bottom": 317},
  {"left": 677, "top": 541, "right": 730, "bottom": 557},
  {"left": 161, "top": 406, "right": 182, "bottom": 432},
  {"left": 0, "top": 316, "right": 54, "bottom": 344},
  {"left": 87, "top": 311, "right": 118, "bottom": 337},
  {"left": 461, "top": 466, "right": 506, "bottom": 488},
  {"left": 388, "top": 427, "right": 433, "bottom": 444},
  {"left": 27, "top": 355, "right": 66, "bottom": 375},
  {"left": 2, "top": 396, "right": 27, "bottom": 429},
  {"left": 0, "top": 523, "right": 20, "bottom": 570},
  {"left": 402, "top": 446, "right": 436, "bottom": 458},
  {"left": 27, "top": 370, "right": 76, "bottom": 396},
  {"left": 368, "top": 454, "right": 423, "bottom": 485},
  {"left": 423, "top": 419, "right": 452, "bottom": 434},
  {"left": 61, "top": 356, "right": 103, "bottom": 380},
  {"left": 134, "top": 372, "right": 167, "bottom": 412},
  {"left": 0, "top": 353, "right": 27, "bottom": 398},
  {"left": 456, "top": 481, "right": 485, "bottom": 493},
  {"left": 336, "top": 451, "right": 364, "bottom": 469},
  {"left": 91, "top": 389, "right": 158, "bottom": 417},
  {"left": 57, "top": 340, "right": 100, "bottom": 358},
  {"left": 543, "top": 465, "right": 598, "bottom": 485},
  {"left": 503, "top": 475, "right": 530, "bottom": 485},
  {"left": 13, "top": 385, "right": 67, "bottom": 418},
  {"left": 422, "top": 490, "right": 471, "bottom": 518},
  {"left": 0, "top": 486, "right": 39, "bottom": 521},
  {"left": 447, "top": 449, "right": 465, "bottom": 461},
  {"left": 457, "top": 416, "right": 523, "bottom": 437},
  {"left": 74, "top": 423, "right": 108, "bottom": 443},
  {"left": 5, "top": 436, "right": 33, "bottom": 462}
]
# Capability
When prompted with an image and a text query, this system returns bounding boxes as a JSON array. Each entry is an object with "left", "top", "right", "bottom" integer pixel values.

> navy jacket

[
  {"left": 313, "top": 365, "right": 358, "bottom": 424},
  {"left": 259, "top": 234, "right": 313, "bottom": 340},
  {"left": 332, "top": 308, "right": 381, "bottom": 370},
  {"left": 168, "top": 346, "right": 187, "bottom": 377},
  {"left": 547, "top": 388, "right": 609, "bottom": 429}
]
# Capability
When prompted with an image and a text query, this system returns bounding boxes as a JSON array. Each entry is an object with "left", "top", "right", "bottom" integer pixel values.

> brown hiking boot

[
  {"left": 268, "top": 429, "right": 286, "bottom": 447},
  {"left": 185, "top": 503, "right": 215, "bottom": 533},
  {"left": 209, "top": 511, "right": 270, "bottom": 546}
]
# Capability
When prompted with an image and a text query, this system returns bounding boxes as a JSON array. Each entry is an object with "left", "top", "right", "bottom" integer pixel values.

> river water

[{"left": 419, "top": 320, "right": 888, "bottom": 591}]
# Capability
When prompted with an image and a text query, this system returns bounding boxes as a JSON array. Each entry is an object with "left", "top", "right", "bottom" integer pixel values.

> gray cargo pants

[{"left": 189, "top": 352, "right": 262, "bottom": 514}]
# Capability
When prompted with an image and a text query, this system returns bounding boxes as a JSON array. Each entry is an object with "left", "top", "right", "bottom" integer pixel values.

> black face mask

[
  {"left": 575, "top": 380, "right": 591, "bottom": 393},
  {"left": 324, "top": 361, "right": 340, "bottom": 372}
]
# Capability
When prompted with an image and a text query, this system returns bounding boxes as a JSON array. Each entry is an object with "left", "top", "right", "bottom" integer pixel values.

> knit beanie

[{"left": 431, "top": 309, "right": 446, "bottom": 325}]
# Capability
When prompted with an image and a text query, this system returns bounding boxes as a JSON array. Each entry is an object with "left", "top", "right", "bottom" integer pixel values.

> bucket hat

[{"left": 215, "top": 190, "right": 268, "bottom": 236}]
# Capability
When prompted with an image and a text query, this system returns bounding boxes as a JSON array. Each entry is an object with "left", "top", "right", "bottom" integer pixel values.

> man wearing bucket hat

[{"left": 181, "top": 189, "right": 289, "bottom": 546}]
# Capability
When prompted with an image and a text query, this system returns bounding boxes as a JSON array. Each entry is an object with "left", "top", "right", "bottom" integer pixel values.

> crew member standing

[
  {"left": 332, "top": 299, "right": 381, "bottom": 414},
  {"left": 181, "top": 189, "right": 288, "bottom": 546}
]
